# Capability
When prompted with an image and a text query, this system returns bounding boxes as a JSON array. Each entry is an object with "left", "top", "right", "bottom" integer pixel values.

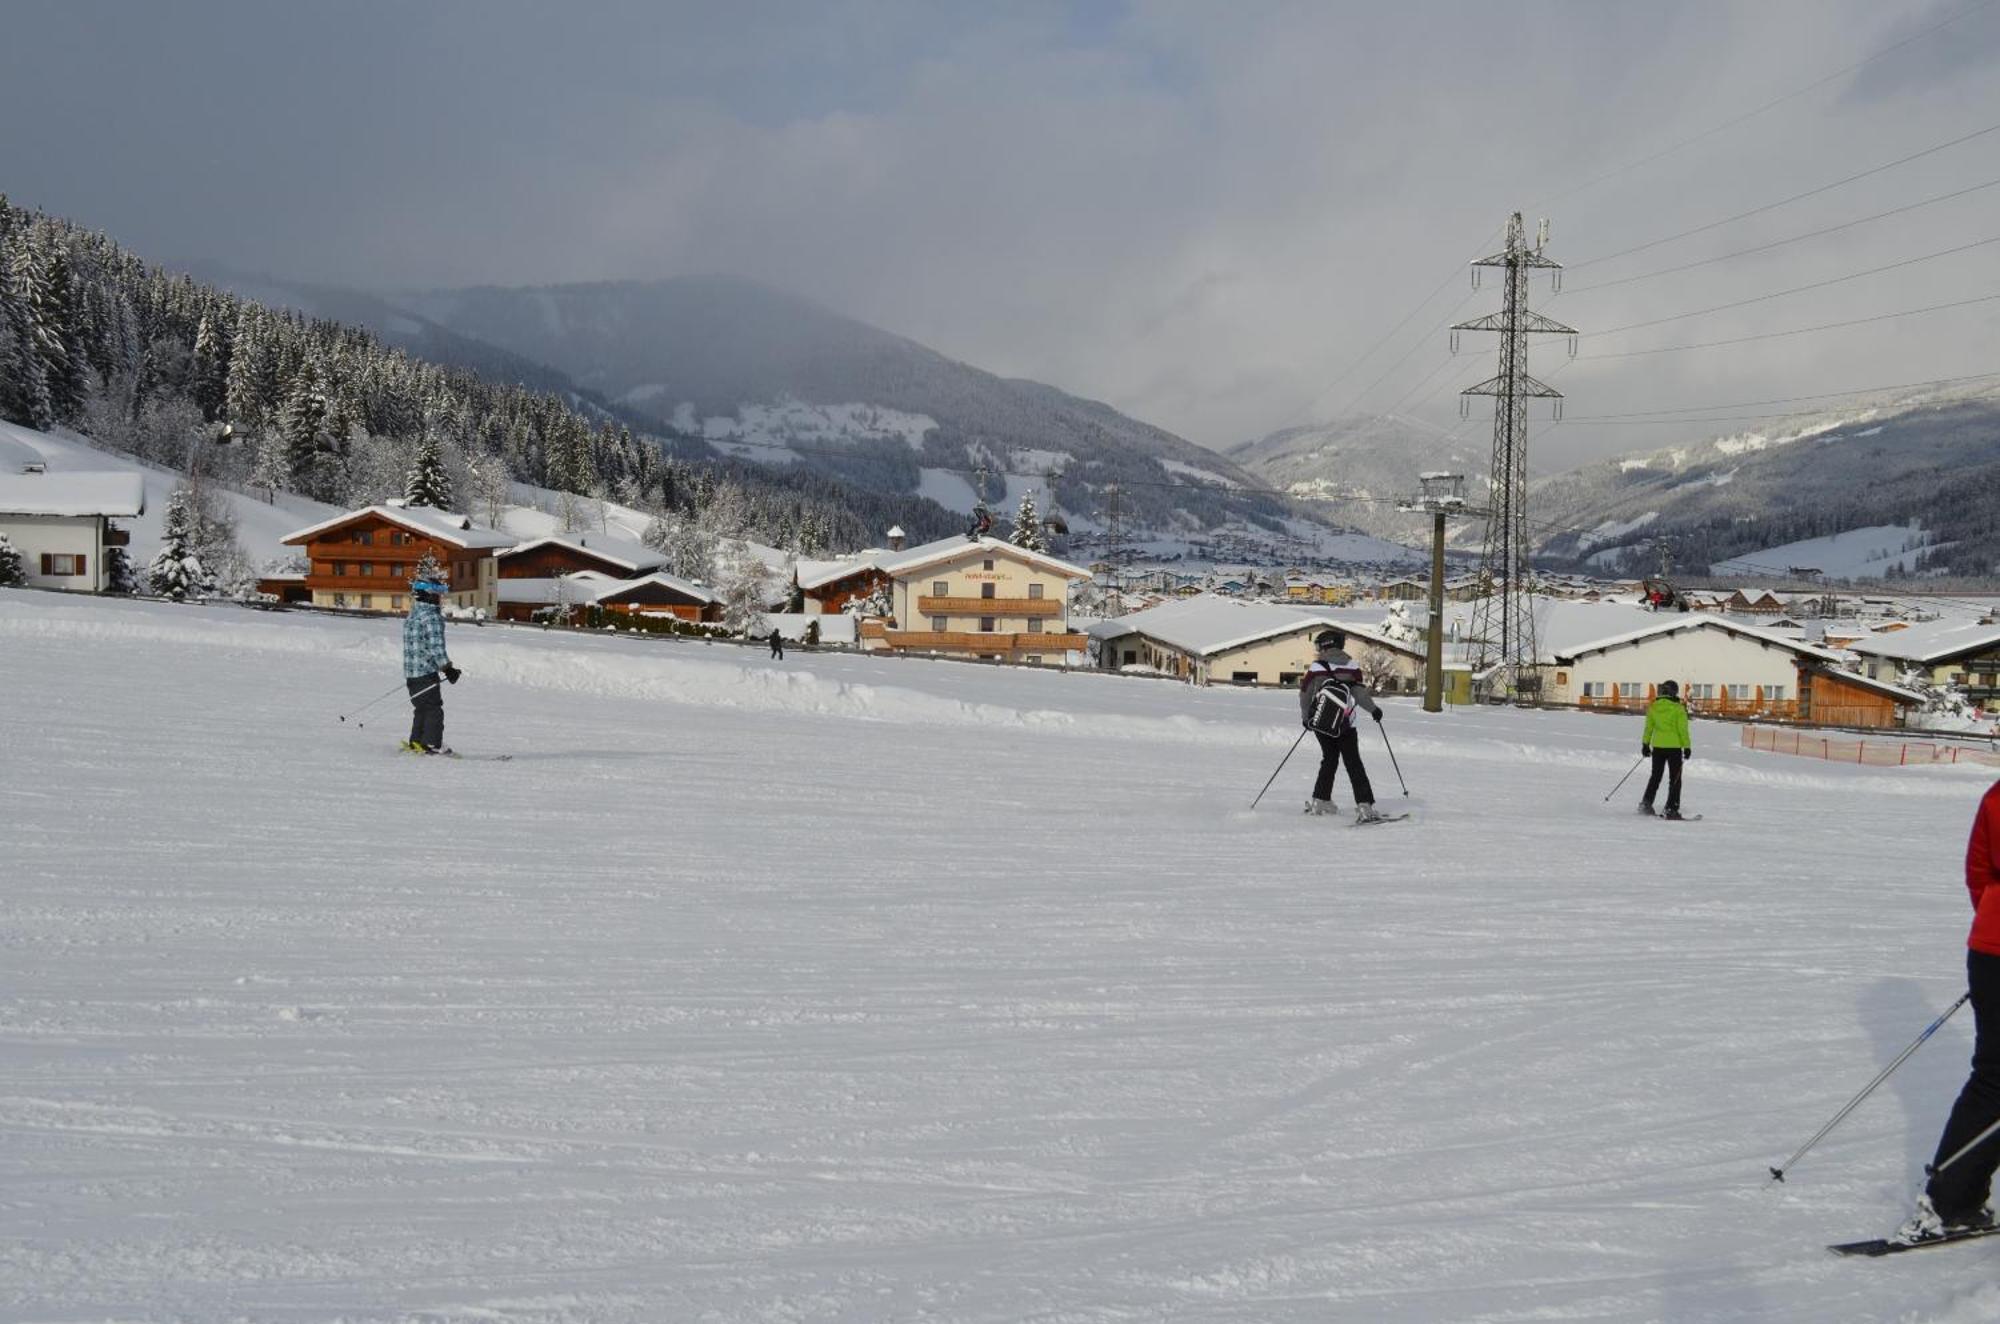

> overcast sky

[{"left": 4, "top": 0, "right": 2000, "bottom": 468}]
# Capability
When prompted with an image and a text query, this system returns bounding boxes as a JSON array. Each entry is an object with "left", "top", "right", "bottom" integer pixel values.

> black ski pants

[
  {"left": 1311, "top": 728, "right": 1375, "bottom": 807},
  {"left": 407, "top": 674, "right": 444, "bottom": 751},
  {"left": 1928, "top": 949, "right": 2000, "bottom": 1218},
  {"left": 1642, "top": 749, "right": 1684, "bottom": 814}
]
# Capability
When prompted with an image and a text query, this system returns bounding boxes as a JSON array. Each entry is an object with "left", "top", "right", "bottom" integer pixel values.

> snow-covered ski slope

[{"left": 5, "top": 590, "right": 2000, "bottom": 1323}]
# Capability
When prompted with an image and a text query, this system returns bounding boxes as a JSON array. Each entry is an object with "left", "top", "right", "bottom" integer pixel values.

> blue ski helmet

[{"left": 411, "top": 579, "right": 449, "bottom": 595}]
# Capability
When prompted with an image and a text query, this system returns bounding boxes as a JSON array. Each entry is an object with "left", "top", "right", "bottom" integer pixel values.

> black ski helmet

[
  {"left": 1660, "top": 679, "right": 1680, "bottom": 697},
  {"left": 1314, "top": 628, "right": 1346, "bottom": 650}
]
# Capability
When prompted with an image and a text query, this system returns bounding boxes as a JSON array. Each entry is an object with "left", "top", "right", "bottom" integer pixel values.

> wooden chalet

[
  {"left": 497, "top": 533, "right": 667, "bottom": 581},
  {"left": 280, "top": 504, "right": 514, "bottom": 615}
]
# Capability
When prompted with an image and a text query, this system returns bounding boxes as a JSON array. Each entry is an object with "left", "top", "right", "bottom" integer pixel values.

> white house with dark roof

[
  {"left": 0, "top": 467, "right": 145, "bottom": 593},
  {"left": 1089, "top": 596, "right": 1424, "bottom": 688}
]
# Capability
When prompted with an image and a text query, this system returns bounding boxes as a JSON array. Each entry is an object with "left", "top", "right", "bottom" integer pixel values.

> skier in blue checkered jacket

[{"left": 401, "top": 579, "right": 460, "bottom": 754}]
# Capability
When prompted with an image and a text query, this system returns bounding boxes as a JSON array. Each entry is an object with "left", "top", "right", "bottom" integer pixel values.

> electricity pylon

[{"left": 1453, "top": 212, "right": 1576, "bottom": 700}]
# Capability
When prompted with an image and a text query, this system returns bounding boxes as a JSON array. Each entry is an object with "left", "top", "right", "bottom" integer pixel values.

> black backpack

[{"left": 1305, "top": 671, "right": 1360, "bottom": 738}]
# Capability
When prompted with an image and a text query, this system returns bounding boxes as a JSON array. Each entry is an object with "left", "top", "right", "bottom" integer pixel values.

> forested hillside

[{"left": 0, "top": 196, "right": 964, "bottom": 575}]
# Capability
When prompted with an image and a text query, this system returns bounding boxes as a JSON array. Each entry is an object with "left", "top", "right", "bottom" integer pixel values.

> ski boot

[
  {"left": 1355, "top": 804, "right": 1385, "bottom": 825},
  {"left": 1303, "top": 798, "right": 1336, "bottom": 816},
  {"left": 1637, "top": 803, "right": 1656, "bottom": 816}
]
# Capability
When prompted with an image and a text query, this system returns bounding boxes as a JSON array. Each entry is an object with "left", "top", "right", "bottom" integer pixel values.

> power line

[
  {"left": 1566, "top": 119, "right": 2000, "bottom": 272},
  {"left": 1563, "top": 176, "right": 2000, "bottom": 296},
  {"left": 1576, "top": 290, "right": 2000, "bottom": 359},
  {"left": 1588, "top": 234, "right": 2000, "bottom": 337}
]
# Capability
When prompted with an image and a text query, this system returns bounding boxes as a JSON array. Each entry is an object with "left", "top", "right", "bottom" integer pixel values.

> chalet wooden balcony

[
  {"left": 880, "top": 629, "right": 1087, "bottom": 653},
  {"left": 1577, "top": 695, "right": 1801, "bottom": 719},
  {"left": 917, "top": 595, "right": 1061, "bottom": 616}
]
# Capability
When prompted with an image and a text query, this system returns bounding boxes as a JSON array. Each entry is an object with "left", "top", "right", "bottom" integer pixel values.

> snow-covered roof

[
  {"left": 800, "top": 535, "right": 1090, "bottom": 591},
  {"left": 1845, "top": 618, "right": 2000, "bottom": 664},
  {"left": 281, "top": 504, "right": 517, "bottom": 551},
  {"left": 498, "top": 532, "right": 667, "bottom": 574},
  {"left": 1808, "top": 665, "right": 1930, "bottom": 705},
  {"left": 876, "top": 534, "right": 1090, "bottom": 582},
  {"left": 1548, "top": 614, "right": 1844, "bottom": 665},
  {"left": 592, "top": 571, "right": 718, "bottom": 605},
  {"left": 0, "top": 469, "right": 145, "bottom": 518},
  {"left": 496, "top": 572, "right": 622, "bottom": 604},
  {"left": 1088, "top": 595, "right": 1423, "bottom": 660}
]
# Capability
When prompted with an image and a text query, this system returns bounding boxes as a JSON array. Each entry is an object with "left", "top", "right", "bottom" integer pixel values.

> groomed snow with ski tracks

[{"left": 3, "top": 590, "right": 1998, "bottom": 1322}]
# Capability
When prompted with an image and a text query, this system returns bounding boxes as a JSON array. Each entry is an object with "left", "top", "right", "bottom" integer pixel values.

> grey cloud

[{"left": 3, "top": 0, "right": 1999, "bottom": 462}]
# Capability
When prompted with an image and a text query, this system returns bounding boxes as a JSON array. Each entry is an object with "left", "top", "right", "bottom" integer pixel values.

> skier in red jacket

[{"left": 1897, "top": 782, "right": 2000, "bottom": 1243}]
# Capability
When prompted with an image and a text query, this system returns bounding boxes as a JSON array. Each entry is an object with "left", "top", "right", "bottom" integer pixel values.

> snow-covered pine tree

[
  {"left": 1, "top": 239, "right": 55, "bottom": 430},
  {"left": 404, "top": 433, "right": 452, "bottom": 508},
  {"left": 104, "top": 544, "right": 136, "bottom": 594},
  {"left": 1010, "top": 490, "right": 1048, "bottom": 553},
  {"left": 663, "top": 517, "right": 717, "bottom": 585},
  {"left": 39, "top": 244, "right": 88, "bottom": 423},
  {"left": 190, "top": 311, "right": 230, "bottom": 423},
  {"left": 249, "top": 431, "right": 290, "bottom": 502},
  {"left": 148, "top": 487, "right": 207, "bottom": 601},
  {"left": 718, "top": 543, "right": 775, "bottom": 635},
  {"left": 1379, "top": 599, "right": 1420, "bottom": 644},
  {"left": 0, "top": 531, "right": 23, "bottom": 586},
  {"left": 468, "top": 452, "right": 511, "bottom": 529},
  {"left": 280, "top": 367, "right": 338, "bottom": 502}
]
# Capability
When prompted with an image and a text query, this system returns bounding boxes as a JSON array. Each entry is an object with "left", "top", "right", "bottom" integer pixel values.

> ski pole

[
  {"left": 1603, "top": 756, "right": 1646, "bottom": 803},
  {"left": 337, "top": 681, "right": 408, "bottom": 724},
  {"left": 1768, "top": 990, "right": 1970, "bottom": 1183},
  {"left": 1250, "top": 728, "right": 1310, "bottom": 811},
  {"left": 1377, "top": 721, "right": 1409, "bottom": 797},
  {"left": 344, "top": 682, "right": 440, "bottom": 730}
]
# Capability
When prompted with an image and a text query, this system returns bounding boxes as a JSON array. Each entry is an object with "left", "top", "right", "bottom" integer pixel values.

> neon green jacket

[{"left": 1642, "top": 696, "right": 1691, "bottom": 750}]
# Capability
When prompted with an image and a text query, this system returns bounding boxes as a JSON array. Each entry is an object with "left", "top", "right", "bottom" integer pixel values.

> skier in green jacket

[{"left": 1639, "top": 680, "right": 1692, "bottom": 820}]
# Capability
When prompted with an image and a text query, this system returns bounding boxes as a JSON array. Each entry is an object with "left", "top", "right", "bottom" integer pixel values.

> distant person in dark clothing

[
  {"left": 1298, "top": 629, "right": 1385, "bottom": 824},
  {"left": 769, "top": 628, "right": 785, "bottom": 660}
]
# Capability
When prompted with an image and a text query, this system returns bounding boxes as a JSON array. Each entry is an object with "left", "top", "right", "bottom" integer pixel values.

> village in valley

[{"left": 6, "top": 422, "right": 1994, "bottom": 758}]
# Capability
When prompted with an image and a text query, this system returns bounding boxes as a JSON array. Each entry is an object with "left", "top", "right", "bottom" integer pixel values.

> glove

[
  {"left": 1683, "top": 749, "right": 1692, "bottom": 761},
  {"left": 1641, "top": 744, "right": 1651, "bottom": 757},
  {"left": 443, "top": 664, "right": 461, "bottom": 685},
  {"left": 1372, "top": 709, "right": 1383, "bottom": 722}
]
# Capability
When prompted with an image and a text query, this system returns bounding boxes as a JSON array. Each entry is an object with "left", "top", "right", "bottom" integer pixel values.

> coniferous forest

[{"left": 0, "top": 194, "right": 963, "bottom": 576}]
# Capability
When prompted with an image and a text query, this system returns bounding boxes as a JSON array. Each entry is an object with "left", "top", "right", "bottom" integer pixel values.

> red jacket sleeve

[{"left": 1968, "top": 785, "right": 2000, "bottom": 912}]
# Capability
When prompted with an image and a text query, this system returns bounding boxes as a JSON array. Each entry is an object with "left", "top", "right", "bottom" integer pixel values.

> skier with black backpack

[{"left": 1300, "top": 628, "right": 1386, "bottom": 823}]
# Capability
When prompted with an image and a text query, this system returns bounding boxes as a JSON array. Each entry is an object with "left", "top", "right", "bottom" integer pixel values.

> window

[
  {"left": 39, "top": 553, "right": 85, "bottom": 576},
  {"left": 981, "top": 583, "right": 996, "bottom": 599},
  {"left": 933, "top": 580, "right": 949, "bottom": 597},
  {"left": 361, "top": 594, "right": 374, "bottom": 609},
  {"left": 338, "top": 562, "right": 352, "bottom": 577},
  {"left": 362, "top": 563, "right": 374, "bottom": 578},
  {"left": 983, "top": 558, "right": 994, "bottom": 571},
  {"left": 1767, "top": 684, "right": 1787, "bottom": 703},
  {"left": 1028, "top": 618, "right": 1044, "bottom": 633},
  {"left": 392, "top": 596, "right": 405, "bottom": 610},
  {"left": 1727, "top": 683, "right": 1750, "bottom": 701},
  {"left": 980, "top": 617, "right": 996, "bottom": 633},
  {"left": 1231, "top": 671, "right": 1259, "bottom": 685},
  {"left": 1625, "top": 681, "right": 1643, "bottom": 700},
  {"left": 1687, "top": 683, "right": 1714, "bottom": 700},
  {"left": 350, "top": 530, "right": 369, "bottom": 544},
  {"left": 1028, "top": 583, "right": 1045, "bottom": 599},
  {"left": 1122, "top": 650, "right": 1137, "bottom": 665},
  {"left": 931, "top": 616, "right": 947, "bottom": 632},
  {"left": 333, "top": 593, "right": 348, "bottom": 607},
  {"left": 1279, "top": 671, "right": 1302, "bottom": 686},
  {"left": 1581, "top": 681, "right": 1606, "bottom": 698}
]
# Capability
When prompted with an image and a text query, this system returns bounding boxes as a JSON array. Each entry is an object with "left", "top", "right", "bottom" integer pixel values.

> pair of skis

[{"left": 1831, "top": 1224, "right": 2000, "bottom": 1257}]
